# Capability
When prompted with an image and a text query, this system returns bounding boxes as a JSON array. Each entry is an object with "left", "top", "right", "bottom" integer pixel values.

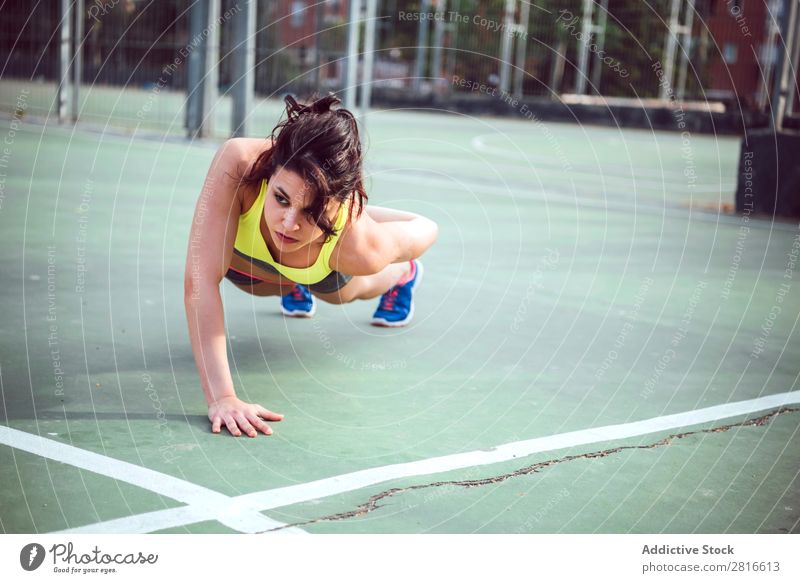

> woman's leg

[{"left": 312, "top": 261, "right": 412, "bottom": 305}]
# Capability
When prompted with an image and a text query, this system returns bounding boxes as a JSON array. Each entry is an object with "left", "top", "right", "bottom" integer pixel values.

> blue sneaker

[
  {"left": 281, "top": 284, "right": 316, "bottom": 317},
  {"left": 371, "top": 260, "right": 424, "bottom": 327}
]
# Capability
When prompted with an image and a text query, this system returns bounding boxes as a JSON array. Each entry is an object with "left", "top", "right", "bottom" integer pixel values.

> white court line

[
  {"left": 0, "top": 426, "right": 306, "bottom": 535},
  {"left": 55, "top": 391, "right": 800, "bottom": 533}
]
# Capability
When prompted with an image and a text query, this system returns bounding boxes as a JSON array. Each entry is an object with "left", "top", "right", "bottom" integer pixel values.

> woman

[{"left": 184, "top": 94, "right": 438, "bottom": 438}]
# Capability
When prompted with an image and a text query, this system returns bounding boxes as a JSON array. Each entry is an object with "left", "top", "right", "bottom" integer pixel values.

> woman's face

[{"left": 263, "top": 165, "right": 340, "bottom": 253}]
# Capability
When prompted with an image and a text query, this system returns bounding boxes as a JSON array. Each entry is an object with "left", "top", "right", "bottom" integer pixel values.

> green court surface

[{"left": 0, "top": 104, "right": 798, "bottom": 534}]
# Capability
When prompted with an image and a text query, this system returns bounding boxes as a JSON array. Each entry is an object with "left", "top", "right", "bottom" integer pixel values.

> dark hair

[{"left": 243, "top": 93, "right": 367, "bottom": 241}]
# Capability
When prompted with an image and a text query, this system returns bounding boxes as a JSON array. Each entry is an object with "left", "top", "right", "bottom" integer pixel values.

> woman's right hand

[{"left": 208, "top": 395, "right": 284, "bottom": 437}]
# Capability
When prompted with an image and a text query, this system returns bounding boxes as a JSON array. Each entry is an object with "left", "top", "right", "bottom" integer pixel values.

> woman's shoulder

[
  {"left": 217, "top": 137, "right": 272, "bottom": 177},
  {"left": 214, "top": 138, "right": 271, "bottom": 215}
]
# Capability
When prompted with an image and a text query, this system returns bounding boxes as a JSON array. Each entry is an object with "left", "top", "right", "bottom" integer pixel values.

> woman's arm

[
  {"left": 184, "top": 138, "right": 282, "bottom": 437},
  {"left": 363, "top": 205, "right": 419, "bottom": 223},
  {"left": 333, "top": 205, "right": 438, "bottom": 275},
  {"left": 374, "top": 214, "right": 439, "bottom": 263}
]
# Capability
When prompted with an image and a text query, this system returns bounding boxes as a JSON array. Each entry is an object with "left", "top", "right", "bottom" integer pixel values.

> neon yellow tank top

[{"left": 233, "top": 179, "right": 350, "bottom": 285}]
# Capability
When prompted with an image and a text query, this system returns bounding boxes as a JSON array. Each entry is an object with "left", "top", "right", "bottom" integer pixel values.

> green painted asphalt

[{"left": 0, "top": 107, "right": 797, "bottom": 533}]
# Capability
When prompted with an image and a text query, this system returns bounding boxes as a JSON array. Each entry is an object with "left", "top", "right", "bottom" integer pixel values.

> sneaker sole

[
  {"left": 280, "top": 299, "right": 317, "bottom": 318},
  {"left": 370, "top": 260, "right": 424, "bottom": 327}
]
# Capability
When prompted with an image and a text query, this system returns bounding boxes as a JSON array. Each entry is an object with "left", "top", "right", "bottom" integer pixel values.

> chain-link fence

[{"left": 0, "top": 0, "right": 794, "bottom": 135}]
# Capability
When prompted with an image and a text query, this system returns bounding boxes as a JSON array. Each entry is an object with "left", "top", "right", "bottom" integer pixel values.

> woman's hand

[{"left": 208, "top": 396, "right": 284, "bottom": 437}]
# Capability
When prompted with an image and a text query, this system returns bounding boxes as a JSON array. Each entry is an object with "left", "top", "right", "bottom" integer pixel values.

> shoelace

[
  {"left": 379, "top": 287, "right": 400, "bottom": 311},
  {"left": 291, "top": 286, "right": 306, "bottom": 301}
]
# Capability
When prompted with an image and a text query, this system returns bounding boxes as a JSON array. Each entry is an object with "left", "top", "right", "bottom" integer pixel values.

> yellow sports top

[{"left": 232, "top": 179, "right": 350, "bottom": 285}]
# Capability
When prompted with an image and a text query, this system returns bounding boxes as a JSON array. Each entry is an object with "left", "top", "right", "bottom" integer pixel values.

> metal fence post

[
  {"left": 345, "top": 0, "right": 362, "bottom": 111},
  {"left": 499, "top": 0, "right": 515, "bottom": 94},
  {"left": 359, "top": 0, "right": 377, "bottom": 120},
  {"left": 232, "top": 0, "right": 256, "bottom": 138},
  {"left": 72, "top": 0, "right": 84, "bottom": 122},
  {"left": 57, "top": 0, "right": 72, "bottom": 123},
  {"left": 414, "top": 0, "right": 431, "bottom": 93}
]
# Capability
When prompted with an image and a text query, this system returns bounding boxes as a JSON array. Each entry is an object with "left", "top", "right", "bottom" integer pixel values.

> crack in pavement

[{"left": 259, "top": 406, "right": 799, "bottom": 533}]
